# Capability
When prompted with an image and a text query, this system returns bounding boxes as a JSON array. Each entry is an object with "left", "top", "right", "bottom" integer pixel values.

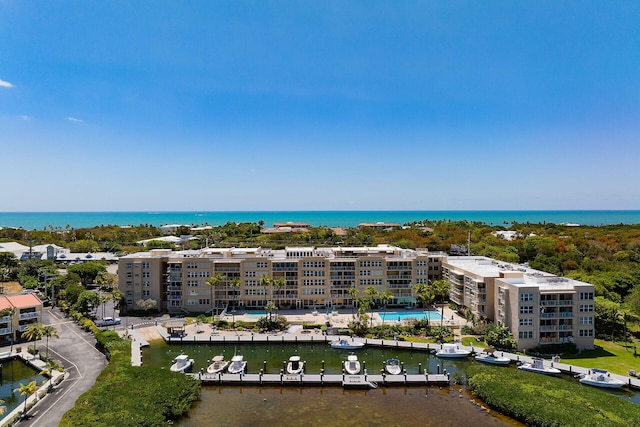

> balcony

[
  {"left": 540, "top": 312, "right": 574, "bottom": 319},
  {"left": 167, "top": 286, "right": 182, "bottom": 291},
  {"left": 0, "top": 315, "right": 11, "bottom": 323},
  {"left": 19, "top": 312, "right": 40, "bottom": 320},
  {"left": 0, "top": 327, "right": 11, "bottom": 335}
]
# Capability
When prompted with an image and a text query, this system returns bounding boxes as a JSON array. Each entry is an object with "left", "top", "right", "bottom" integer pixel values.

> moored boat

[
  {"left": 227, "top": 355, "right": 247, "bottom": 374},
  {"left": 286, "top": 355, "right": 305, "bottom": 375},
  {"left": 474, "top": 349, "right": 510, "bottom": 366},
  {"left": 344, "top": 354, "right": 361, "bottom": 375},
  {"left": 384, "top": 358, "right": 402, "bottom": 375},
  {"left": 518, "top": 358, "right": 560, "bottom": 375},
  {"left": 170, "top": 354, "right": 194, "bottom": 373},
  {"left": 435, "top": 343, "right": 471, "bottom": 359},
  {"left": 207, "top": 355, "right": 229, "bottom": 374},
  {"left": 579, "top": 368, "right": 625, "bottom": 389},
  {"left": 330, "top": 339, "right": 365, "bottom": 350}
]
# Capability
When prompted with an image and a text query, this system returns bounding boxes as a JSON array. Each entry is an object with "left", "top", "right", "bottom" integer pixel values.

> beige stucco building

[
  {"left": 118, "top": 245, "right": 444, "bottom": 314},
  {"left": 442, "top": 256, "right": 595, "bottom": 351},
  {"left": 0, "top": 293, "right": 44, "bottom": 344}
]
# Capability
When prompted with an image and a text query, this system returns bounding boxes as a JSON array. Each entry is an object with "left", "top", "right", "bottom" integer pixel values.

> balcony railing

[
  {"left": 167, "top": 286, "right": 182, "bottom": 291},
  {"left": 0, "top": 316, "right": 11, "bottom": 323},
  {"left": 540, "top": 312, "right": 574, "bottom": 319},
  {"left": 0, "top": 327, "right": 11, "bottom": 335},
  {"left": 19, "top": 312, "right": 40, "bottom": 320},
  {"left": 18, "top": 324, "right": 36, "bottom": 332}
]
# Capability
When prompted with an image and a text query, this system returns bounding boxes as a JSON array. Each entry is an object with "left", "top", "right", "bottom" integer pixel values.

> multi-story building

[
  {"left": 442, "top": 256, "right": 595, "bottom": 351},
  {"left": 0, "top": 293, "right": 44, "bottom": 344},
  {"left": 118, "top": 245, "right": 445, "bottom": 314}
]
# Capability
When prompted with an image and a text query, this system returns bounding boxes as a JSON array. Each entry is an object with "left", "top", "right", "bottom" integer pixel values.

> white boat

[
  {"left": 435, "top": 343, "right": 471, "bottom": 358},
  {"left": 170, "top": 354, "right": 194, "bottom": 373},
  {"left": 518, "top": 358, "right": 560, "bottom": 375},
  {"left": 579, "top": 369, "right": 625, "bottom": 389},
  {"left": 474, "top": 349, "right": 510, "bottom": 366},
  {"left": 227, "top": 355, "right": 247, "bottom": 374},
  {"left": 330, "top": 339, "right": 365, "bottom": 350},
  {"left": 384, "top": 358, "right": 402, "bottom": 375},
  {"left": 207, "top": 355, "right": 229, "bottom": 374},
  {"left": 344, "top": 354, "right": 361, "bottom": 375},
  {"left": 286, "top": 355, "right": 305, "bottom": 375}
]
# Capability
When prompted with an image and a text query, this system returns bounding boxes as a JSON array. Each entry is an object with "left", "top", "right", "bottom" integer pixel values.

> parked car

[{"left": 95, "top": 317, "right": 121, "bottom": 327}]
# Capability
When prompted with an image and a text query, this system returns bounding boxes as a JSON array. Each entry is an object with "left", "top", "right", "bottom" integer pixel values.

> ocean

[{"left": 1, "top": 210, "right": 640, "bottom": 230}]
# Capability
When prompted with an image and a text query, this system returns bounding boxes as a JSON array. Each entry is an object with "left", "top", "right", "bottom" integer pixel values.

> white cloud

[
  {"left": 66, "top": 117, "right": 84, "bottom": 123},
  {"left": 18, "top": 115, "right": 30, "bottom": 121},
  {"left": 0, "top": 79, "right": 14, "bottom": 88}
]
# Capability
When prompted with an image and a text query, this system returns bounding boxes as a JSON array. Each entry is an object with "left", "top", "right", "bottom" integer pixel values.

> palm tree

[
  {"left": 39, "top": 359, "right": 63, "bottom": 391},
  {"left": 379, "top": 290, "right": 393, "bottom": 324},
  {"left": 15, "top": 380, "right": 37, "bottom": 417},
  {"left": 272, "top": 277, "right": 285, "bottom": 308},
  {"left": 111, "top": 289, "right": 124, "bottom": 322},
  {"left": 98, "top": 292, "right": 111, "bottom": 319},
  {"left": 229, "top": 277, "right": 242, "bottom": 311},
  {"left": 206, "top": 273, "right": 225, "bottom": 315},
  {"left": 413, "top": 283, "right": 434, "bottom": 308},
  {"left": 265, "top": 301, "right": 277, "bottom": 321},
  {"left": 430, "top": 279, "right": 450, "bottom": 325},
  {"left": 41, "top": 325, "right": 59, "bottom": 360},
  {"left": 0, "top": 399, "right": 6, "bottom": 416},
  {"left": 22, "top": 323, "right": 44, "bottom": 355},
  {"left": 365, "top": 286, "right": 379, "bottom": 328},
  {"left": 348, "top": 286, "right": 358, "bottom": 317}
]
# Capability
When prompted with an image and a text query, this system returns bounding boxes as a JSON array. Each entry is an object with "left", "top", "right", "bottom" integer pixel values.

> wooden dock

[{"left": 186, "top": 371, "right": 450, "bottom": 388}]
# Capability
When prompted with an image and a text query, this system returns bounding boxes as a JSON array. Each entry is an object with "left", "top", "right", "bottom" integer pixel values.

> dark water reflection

[
  {"left": 144, "top": 342, "right": 521, "bottom": 426},
  {"left": 176, "top": 386, "right": 523, "bottom": 427}
]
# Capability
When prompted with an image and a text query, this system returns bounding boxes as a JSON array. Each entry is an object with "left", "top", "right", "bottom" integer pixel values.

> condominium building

[
  {"left": 0, "top": 293, "right": 44, "bottom": 344},
  {"left": 442, "top": 256, "right": 595, "bottom": 350},
  {"left": 118, "top": 245, "right": 445, "bottom": 314}
]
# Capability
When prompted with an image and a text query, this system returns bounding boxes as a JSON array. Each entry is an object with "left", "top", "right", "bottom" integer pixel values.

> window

[
  {"left": 519, "top": 318, "right": 534, "bottom": 326},
  {"left": 187, "top": 299, "right": 198, "bottom": 306},
  {"left": 302, "top": 261, "right": 325, "bottom": 268},
  {"left": 579, "top": 316, "right": 593, "bottom": 325},
  {"left": 142, "top": 262, "right": 150, "bottom": 269},
  {"left": 244, "top": 280, "right": 258, "bottom": 286},
  {"left": 126, "top": 272, "right": 132, "bottom": 278},
  {"left": 199, "top": 271, "right": 210, "bottom": 278},
  {"left": 126, "top": 263, "right": 132, "bottom": 268},
  {"left": 245, "top": 271, "right": 256, "bottom": 277},
  {"left": 359, "top": 260, "right": 382, "bottom": 267},
  {"left": 359, "top": 279, "right": 383, "bottom": 286},
  {"left": 302, "top": 288, "right": 325, "bottom": 295},
  {"left": 142, "top": 281, "right": 150, "bottom": 287},
  {"left": 303, "top": 279, "right": 325, "bottom": 286},
  {"left": 519, "top": 306, "right": 534, "bottom": 314},
  {"left": 126, "top": 291, "right": 133, "bottom": 297},
  {"left": 579, "top": 292, "right": 594, "bottom": 300},
  {"left": 142, "top": 290, "right": 150, "bottom": 297},
  {"left": 186, "top": 280, "right": 200, "bottom": 287},
  {"left": 303, "top": 270, "right": 325, "bottom": 277},
  {"left": 142, "top": 272, "right": 150, "bottom": 278},
  {"left": 520, "top": 293, "right": 534, "bottom": 302},
  {"left": 198, "top": 298, "right": 210, "bottom": 305},
  {"left": 518, "top": 331, "right": 534, "bottom": 339},
  {"left": 579, "top": 304, "right": 594, "bottom": 312},
  {"left": 126, "top": 281, "right": 132, "bottom": 287},
  {"left": 416, "top": 260, "right": 427, "bottom": 267},
  {"left": 579, "top": 329, "right": 594, "bottom": 337},
  {"left": 256, "top": 262, "right": 268, "bottom": 268},
  {"left": 359, "top": 270, "right": 371, "bottom": 276}
]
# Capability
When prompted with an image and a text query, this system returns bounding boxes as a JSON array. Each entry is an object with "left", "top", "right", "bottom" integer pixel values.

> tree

[
  {"left": 229, "top": 277, "right": 242, "bottom": 310},
  {"left": 136, "top": 298, "right": 157, "bottom": 316},
  {"left": 94, "top": 270, "right": 116, "bottom": 290},
  {"left": 195, "top": 314, "right": 207, "bottom": 333},
  {"left": 68, "top": 239, "right": 100, "bottom": 253},
  {"left": 22, "top": 323, "right": 44, "bottom": 353},
  {"left": 39, "top": 359, "right": 63, "bottom": 391},
  {"left": 74, "top": 290, "right": 100, "bottom": 316},
  {"left": 265, "top": 301, "right": 278, "bottom": 321},
  {"left": 205, "top": 273, "right": 225, "bottom": 314},
  {"left": 365, "top": 286, "right": 379, "bottom": 327},
  {"left": 272, "top": 277, "right": 285, "bottom": 307},
  {"left": 413, "top": 283, "right": 434, "bottom": 308},
  {"left": 98, "top": 292, "right": 111, "bottom": 319},
  {"left": 485, "top": 323, "right": 517, "bottom": 350},
  {"left": 67, "top": 261, "right": 107, "bottom": 285},
  {"left": 41, "top": 325, "right": 59, "bottom": 360},
  {"left": 348, "top": 286, "right": 358, "bottom": 317},
  {"left": 259, "top": 274, "right": 272, "bottom": 301},
  {"left": 15, "top": 380, "right": 38, "bottom": 417},
  {"left": 379, "top": 290, "right": 393, "bottom": 324},
  {"left": 111, "top": 289, "right": 124, "bottom": 318}
]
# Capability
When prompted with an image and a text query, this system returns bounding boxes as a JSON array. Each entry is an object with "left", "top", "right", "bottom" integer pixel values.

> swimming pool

[
  {"left": 381, "top": 311, "right": 444, "bottom": 322},
  {"left": 244, "top": 311, "right": 267, "bottom": 317}
]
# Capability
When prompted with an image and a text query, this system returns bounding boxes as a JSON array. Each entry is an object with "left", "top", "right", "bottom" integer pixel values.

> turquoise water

[
  {"left": 245, "top": 311, "right": 267, "bottom": 318},
  {"left": 382, "top": 311, "right": 444, "bottom": 322},
  {"left": 2, "top": 210, "right": 640, "bottom": 230}
]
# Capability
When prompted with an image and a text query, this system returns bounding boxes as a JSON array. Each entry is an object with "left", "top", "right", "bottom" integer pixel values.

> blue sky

[{"left": 1, "top": 1, "right": 639, "bottom": 211}]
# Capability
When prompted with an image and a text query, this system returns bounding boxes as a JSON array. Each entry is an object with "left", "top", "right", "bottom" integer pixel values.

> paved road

[{"left": 21, "top": 307, "right": 108, "bottom": 427}]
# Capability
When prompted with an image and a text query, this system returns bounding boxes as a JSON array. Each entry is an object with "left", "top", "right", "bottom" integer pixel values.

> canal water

[
  {"left": 142, "top": 341, "right": 640, "bottom": 426},
  {"left": 0, "top": 358, "right": 46, "bottom": 420},
  {"left": 143, "top": 341, "right": 521, "bottom": 426}
]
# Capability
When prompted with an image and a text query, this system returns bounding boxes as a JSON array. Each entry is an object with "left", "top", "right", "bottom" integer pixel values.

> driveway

[{"left": 20, "top": 307, "right": 108, "bottom": 427}]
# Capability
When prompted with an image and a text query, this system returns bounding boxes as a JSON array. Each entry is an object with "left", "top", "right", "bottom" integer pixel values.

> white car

[{"left": 95, "top": 317, "right": 121, "bottom": 327}]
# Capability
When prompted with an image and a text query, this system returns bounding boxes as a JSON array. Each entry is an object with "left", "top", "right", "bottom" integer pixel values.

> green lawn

[{"left": 560, "top": 339, "right": 640, "bottom": 376}]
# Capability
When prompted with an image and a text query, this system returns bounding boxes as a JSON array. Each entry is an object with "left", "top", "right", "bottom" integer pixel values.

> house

[{"left": 0, "top": 293, "right": 44, "bottom": 344}]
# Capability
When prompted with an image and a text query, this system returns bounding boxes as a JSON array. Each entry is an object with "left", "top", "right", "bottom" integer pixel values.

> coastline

[{"left": 2, "top": 210, "right": 640, "bottom": 230}]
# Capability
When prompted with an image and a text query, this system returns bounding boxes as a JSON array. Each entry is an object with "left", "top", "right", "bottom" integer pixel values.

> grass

[
  {"left": 467, "top": 364, "right": 640, "bottom": 427},
  {"left": 560, "top": 339, "right": 640, "bottom": 376},
  {"left": 59, "top": 331, "right": 200, "bottom": 427}
]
